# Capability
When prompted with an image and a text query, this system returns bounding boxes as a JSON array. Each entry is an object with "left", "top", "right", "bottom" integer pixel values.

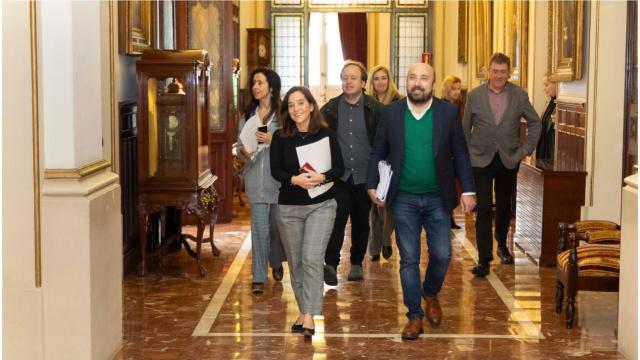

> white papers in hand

[
  {"left": 295, "top": 137, "right": 334, "bottom": 198},
  {"left": 238, "top": 115, "right": 260, "bottom": 153},
  {"left": 239, "top": 113, "right": 273, "bottom": 154},
  {"left": 375, "top": 161, "right": 393, "bottom": 202}
]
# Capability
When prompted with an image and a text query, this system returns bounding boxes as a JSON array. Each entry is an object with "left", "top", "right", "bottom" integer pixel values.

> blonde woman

[
  {"left": 366, "top": 65, "right": 403, "bottom": 261},
  {"left": 367, "top": 65, "right": 402, "bottom": 105},
  {"left": 440, "top": 75, "right": 464, "bottom": 121},
  {"left": 535, "top": 73, "right": 557, "bottom": 160}
]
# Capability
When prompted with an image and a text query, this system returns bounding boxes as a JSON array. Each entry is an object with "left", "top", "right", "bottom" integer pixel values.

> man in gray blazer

[{"left": 462, "top": 53, "right": 541, "bottom": 277}]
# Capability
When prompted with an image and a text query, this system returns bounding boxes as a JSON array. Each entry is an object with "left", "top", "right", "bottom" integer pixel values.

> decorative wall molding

[
  {"left": 44, "top": 159, "right": 112, "bottom": 180},
  {"left": 556, "top": 95, "right": 586, "bottom": 105},
  {"left": 29, "top": 0, "right": 42, "bottom": 288}
]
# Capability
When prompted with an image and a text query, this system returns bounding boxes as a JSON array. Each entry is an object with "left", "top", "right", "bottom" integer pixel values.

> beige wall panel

[
  {"left": 438, "top": 1, "right": 468, "bottom": 96},
  {"left": 432, "top": 0, "right": 444, "bottom": 85},
  {"left": 529, "top": 1, "right": 549, "bottom": 113},
  {"left": 618, "top": 174, "right": 638, "bottom": 360},
  {"left": 582, "top": 1, "right": 626, "bottom": 222},
  {"left": 367, "top": 13, "right": 391, "bottom": 71},
  {"left": 2, "top": 1, "right": 44, "bottom": 358}
]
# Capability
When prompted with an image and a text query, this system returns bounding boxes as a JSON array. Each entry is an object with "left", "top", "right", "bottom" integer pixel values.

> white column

[
  {"left": 618, "top": 173, "right": 638, "bottom": 359},
  {"left": 41, "top": 0, "right": 103, "bottom": 169},
  {"left": 582, "top": 1, "right": 626, "bottom": 222},
  {"left": 38, "top": 1, "right": 122, "bottom": 360}
]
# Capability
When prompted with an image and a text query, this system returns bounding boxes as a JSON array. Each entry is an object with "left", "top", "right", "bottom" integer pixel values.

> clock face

[
  {"left": 168, "top": 114, "right": 179, "bottom": 130},
  {"left": 258, "top": 44, "right": 267, "bottom": 58}
]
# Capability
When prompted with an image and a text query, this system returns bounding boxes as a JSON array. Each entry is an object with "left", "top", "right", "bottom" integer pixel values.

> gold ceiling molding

[
  {"left": 30, "top": 0, "right": 42, "bottom": 288},
  {"left": 44, "top": 159, "right": 112, "bottom": 180}
]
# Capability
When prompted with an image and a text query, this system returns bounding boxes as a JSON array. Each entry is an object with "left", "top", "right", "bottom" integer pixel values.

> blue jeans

[{"left": 390, "top": 191, "right": 451, "bottom": 319}]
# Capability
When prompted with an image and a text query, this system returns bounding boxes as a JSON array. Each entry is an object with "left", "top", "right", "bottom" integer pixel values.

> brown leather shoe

[
  {"left": 401, "top": 318, "right": 424, "bottom": 340},
  {"left": 423, "top": 296, "right": 442, "bottom": 326}
]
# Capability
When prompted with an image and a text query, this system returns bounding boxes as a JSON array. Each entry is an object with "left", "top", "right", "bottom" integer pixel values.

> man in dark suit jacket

[
  {"left": 367, "top": 63, "right": 476, "bottom": 340},
  {"left": 321, "top": 60, "right": 381, "bottom": 285},
  {"left": 462, "top": 53, "right": 541, "bottom": 277}
]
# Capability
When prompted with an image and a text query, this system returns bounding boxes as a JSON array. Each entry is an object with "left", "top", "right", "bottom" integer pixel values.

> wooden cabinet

[
  {"left": 515, "top": 160, "right": 587, "bottom": 266},
  {"left": 135, "top": 49, "right": 219, "bottom": 276}
]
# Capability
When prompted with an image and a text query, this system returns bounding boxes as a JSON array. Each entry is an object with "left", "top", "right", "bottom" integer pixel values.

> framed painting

[
  {"left": 119, "top": 0, "right": 153, "bottom": 55},
  {"left": 458, "top": 0, "right": 468, "bottom": 64},
  {"left": 502, "top": 0, "right": 528, "bottom": 87},
  {"left": 474, "top": 0, "right": 492, "bottom": 79},
  {"left": 549, "top": 0, "right": 583, "bottom": 81}
]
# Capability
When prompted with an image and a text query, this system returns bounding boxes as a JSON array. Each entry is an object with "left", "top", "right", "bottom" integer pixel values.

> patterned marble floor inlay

[
  {"left": 118, "top": 206, "right": 625, "bottom": 359},
  {"left": 192, "top": 232, "right": 253, "bottom": 336},
  {"left": 193, "top": 230, "right": 544, "bottom": 341}
]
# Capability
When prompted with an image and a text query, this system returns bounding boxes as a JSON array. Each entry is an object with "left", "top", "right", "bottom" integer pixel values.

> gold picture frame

[
  {"left": 502, "top": 1, "right": 528, "bottom": 87},
  {"left": 458, "top": 1, "right": 468, "bottom": 64},
  {"left": 474, "top": 0, "right": 492, "bottom": 79},
  {"left": 550, "top": 0, "right": 583, "bottom": 81},
  {"left": 119, "top": 0, "right": 153, "bottom": 55}
]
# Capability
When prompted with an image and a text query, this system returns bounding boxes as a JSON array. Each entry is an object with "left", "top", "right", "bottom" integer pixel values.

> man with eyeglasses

[
  {"left": 462, "top": 52, "right": 541, "bottom": 277},
  {"left": 321, "top": 60, "right": 382, "bottom": 285}
]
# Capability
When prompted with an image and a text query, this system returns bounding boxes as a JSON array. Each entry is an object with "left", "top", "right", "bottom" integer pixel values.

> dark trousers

[
  {"left": 473, "top": 153, "right": 519, "bottom": 264},
  {"left": 324, "top": 179, "right": 372, "bottom": 267}
]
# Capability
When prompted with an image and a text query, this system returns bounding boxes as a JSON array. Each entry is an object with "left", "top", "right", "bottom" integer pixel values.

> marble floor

[{"left": 116, "top": 201, "right": 623, "bottom": 359}]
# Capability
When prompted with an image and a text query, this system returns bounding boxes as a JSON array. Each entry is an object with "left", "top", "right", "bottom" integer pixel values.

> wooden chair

[{"left": 556, "top": 223, "right": 621, "bottom": 329}]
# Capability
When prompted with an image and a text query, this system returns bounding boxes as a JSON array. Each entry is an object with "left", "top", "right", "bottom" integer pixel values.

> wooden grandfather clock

[
  {"left": 246, "top": 28, "right": 271, "bottom": 76},
  {"left": 136, "top": 49, "right": 220, "bottom": 276}
]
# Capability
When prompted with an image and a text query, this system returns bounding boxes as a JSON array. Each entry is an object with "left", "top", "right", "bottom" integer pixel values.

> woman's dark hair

[
  {"left": 243, "top": 67, "right": 282, "bottom": 125},
  {"left": 279, "top": 86, "right": 328, "bottom": 138}
]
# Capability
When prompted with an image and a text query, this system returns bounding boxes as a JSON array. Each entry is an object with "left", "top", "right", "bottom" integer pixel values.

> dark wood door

[
  {"left": 175, "top": 1, "right": 238, "bottom": 223},
  {"left": 119, "top": 100, "right": 140, "bottom": 274}
]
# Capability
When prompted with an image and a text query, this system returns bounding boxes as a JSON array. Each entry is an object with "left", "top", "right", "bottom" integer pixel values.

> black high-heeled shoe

[
  {"left": 291, "top": 323, "right": 303, "bottom": 333},
  {"left": 302, "top": 327, "right": 315, "bottom": 338}
]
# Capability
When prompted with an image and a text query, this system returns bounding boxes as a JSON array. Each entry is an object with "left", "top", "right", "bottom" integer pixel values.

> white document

[
  {"left": 238, "top": 115, "right": 260, "bottom": 153},
  {"left": 239, "top": 113, "right": 272, "bottom": 154},
  {"left": 375, "top": 161, "right": 393, "bottom": 202},
  {"left": 295, "top": 137, "right": 334, "bottom": 198}
]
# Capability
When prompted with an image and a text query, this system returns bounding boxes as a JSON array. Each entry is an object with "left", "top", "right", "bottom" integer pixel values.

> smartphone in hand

[{"left": 257, "top": 125, "right": 268, "bottom": 143}]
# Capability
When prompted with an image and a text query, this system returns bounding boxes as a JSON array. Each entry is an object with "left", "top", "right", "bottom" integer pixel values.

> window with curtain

[
  {"left": 271, "top": 2, "right": 430, "bottom": 95},
  {"left": 308, "top": 13, "right": 344, "bottom": 106}
]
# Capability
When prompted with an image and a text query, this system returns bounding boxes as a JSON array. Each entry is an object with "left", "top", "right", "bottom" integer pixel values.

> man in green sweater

[{"left": 367, "top": 63, "right": 476, "bottom": 340}]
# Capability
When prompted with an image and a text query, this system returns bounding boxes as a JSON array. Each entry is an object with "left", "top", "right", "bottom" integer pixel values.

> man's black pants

[
  {"left": 473, "top": 153, "right": 519, "bottom": 264},
  {"left": 324, "top": 178, "right": 371, "bottom": 267}
]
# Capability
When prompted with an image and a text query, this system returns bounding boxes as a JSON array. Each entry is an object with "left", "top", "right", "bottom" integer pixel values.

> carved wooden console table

[{"left": 138, "top": 183, "right": 220, "bottom": 276}]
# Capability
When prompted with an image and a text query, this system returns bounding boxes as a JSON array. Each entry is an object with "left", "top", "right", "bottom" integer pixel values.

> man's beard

[{"left": 407, "top": 86, "right": 432, "bottom": 104}]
